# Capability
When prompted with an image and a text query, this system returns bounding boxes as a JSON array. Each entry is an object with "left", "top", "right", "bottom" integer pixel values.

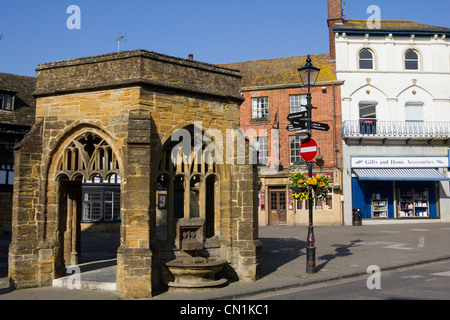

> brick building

[
  {"left": 0, "top": 73, "right": 35, "bottom": 233},
  {"left": 221, "top": 53, "right": 344, "bottom": 226}
]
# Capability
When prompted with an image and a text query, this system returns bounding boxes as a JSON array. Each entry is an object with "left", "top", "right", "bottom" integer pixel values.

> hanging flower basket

[{"left": 288, "top": 171, "right": 332, "bottom": 202}]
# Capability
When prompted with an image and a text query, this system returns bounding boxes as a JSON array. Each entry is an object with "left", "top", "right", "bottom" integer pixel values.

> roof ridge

[
  {"left": 0, "top": 72, "right": 36, "bottom": 79},
  {"left": 220, "top": 52, "right": 330, "bottom": 65},
  {"left": 338, "top": 18, "right": 450, "bottom": 32}
]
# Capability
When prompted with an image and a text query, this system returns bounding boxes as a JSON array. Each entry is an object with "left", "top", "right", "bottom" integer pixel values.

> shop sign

[
  {"left": 260, "top": 189, "right": 265, "bottom": 210},
  {"left": 351, "top": 156, "right": 449, "bottom": 169}
]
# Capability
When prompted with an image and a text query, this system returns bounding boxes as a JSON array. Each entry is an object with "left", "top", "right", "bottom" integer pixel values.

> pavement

[{"left": 1, "top": 221, "right": 450, "bottom": 300}]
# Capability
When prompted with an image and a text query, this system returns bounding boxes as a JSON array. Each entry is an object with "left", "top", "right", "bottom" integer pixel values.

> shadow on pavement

[
  {"left": 260, "top": 237, "right": 305, "bottom": 277},
  {"left": 317, "top": 239, "right": 362, "bottom": 271},
  {"left": 80, "top": 230, "right": 120, "bottom": 264}
]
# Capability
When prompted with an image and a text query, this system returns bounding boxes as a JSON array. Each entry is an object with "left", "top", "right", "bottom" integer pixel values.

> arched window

[
  {"left": 359, "top": 49, "right": 374, "bottom": 70},
  {"left": 56, "top": 132, "right": 120, "bottom": 180},
  {"left": 156, "top": 125, "right": 220, "bottom": 241},
  {"left": 405, "top": 49, "right": 419, "bottom": 70},
  {"left": 55, "top": 132, "right": 121, "bottom": 223}
]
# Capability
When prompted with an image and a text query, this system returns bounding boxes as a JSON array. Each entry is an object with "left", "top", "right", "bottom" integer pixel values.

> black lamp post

[{"left": 297, "top": 55, "right": 320, "bottom": 274}]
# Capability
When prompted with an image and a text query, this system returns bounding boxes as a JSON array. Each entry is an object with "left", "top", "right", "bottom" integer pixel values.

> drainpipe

[
  {"left": 333, "top": 83, "right": 345, "bottom": 225},
  {"left": 333, "top": 83, "right": 337, "bottom": 168}
]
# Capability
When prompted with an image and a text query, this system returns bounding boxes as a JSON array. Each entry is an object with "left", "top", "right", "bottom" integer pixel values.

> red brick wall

[
  {"left": 239, "top": 84, "right": 342, "bottom": 171},
  {"left": 328, "top": 0, "right": 343, "bottom": 20}
]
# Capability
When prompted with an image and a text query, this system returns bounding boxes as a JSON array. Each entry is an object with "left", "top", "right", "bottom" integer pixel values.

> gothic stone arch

[{"left": 9, "top": 50, "right": 262, "bottom": 299}]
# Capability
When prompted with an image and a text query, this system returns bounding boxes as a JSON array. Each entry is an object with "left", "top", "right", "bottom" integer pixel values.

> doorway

[{"left": 269, "top": 188, "right": 287, "bottom": 225}]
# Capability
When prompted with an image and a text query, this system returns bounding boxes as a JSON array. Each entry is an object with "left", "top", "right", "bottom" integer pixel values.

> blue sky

[{"left": 1, "top": 0, "right": 449, "bottom": 77}]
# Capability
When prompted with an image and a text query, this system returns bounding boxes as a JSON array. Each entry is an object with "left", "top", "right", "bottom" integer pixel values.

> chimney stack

[
  {"left": 188, "top": 54, "right": 194, "bottom": 61},
  {"left": 327, "top": 0, "right": 344, "bottom": 60}
]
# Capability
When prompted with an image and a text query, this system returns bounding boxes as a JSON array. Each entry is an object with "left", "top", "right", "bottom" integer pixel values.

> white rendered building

[{"left": 329, "top": 1, "right": 450, "bottom": 224}]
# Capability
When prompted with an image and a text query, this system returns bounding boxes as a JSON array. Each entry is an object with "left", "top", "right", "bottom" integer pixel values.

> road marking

[
  {"left": 417, "top": 235, "right": 425, "bottom": 248},
  {"left": 402, "top": 275, "right": 424, "bottom": 279},
  {"left": 383, "top": 243, "right": 414, "bottom": 250},
  {"left": 431, "top": 271, "right": 450, "bottom": 277},
  {"left": 357, "top": 241, "right": 414, "bottom": 250},
  {"left": 410, "top": 229, "right": 430, "bottom": 232}
]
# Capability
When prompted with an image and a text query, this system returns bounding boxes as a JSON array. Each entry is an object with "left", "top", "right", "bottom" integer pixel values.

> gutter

[
  {"left": 240, "top": 80, "right": 344, "bottom": 92},
  {"left": 334, "top": 28, "right": 450, "bottom": 37}
]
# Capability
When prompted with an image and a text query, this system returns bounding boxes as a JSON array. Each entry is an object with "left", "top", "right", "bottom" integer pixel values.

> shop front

[
  {"left": 258, "top": 168, "right": 344, "bottom": 226},
  {"left": 351, "top": 156, "right": 450, "bottom": 221}
]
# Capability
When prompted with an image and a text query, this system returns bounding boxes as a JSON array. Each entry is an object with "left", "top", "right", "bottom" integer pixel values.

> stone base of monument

[{"left": 166, "top": 256, "right": 227, "bottom": 289}]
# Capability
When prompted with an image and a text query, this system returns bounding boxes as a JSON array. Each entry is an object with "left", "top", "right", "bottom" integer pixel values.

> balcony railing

[{"left": 342, "top": 120, "right": 450, "bottom": 139}]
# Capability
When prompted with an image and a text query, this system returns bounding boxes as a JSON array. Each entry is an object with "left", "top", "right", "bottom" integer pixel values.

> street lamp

[
  {"left": 298, "top": 55, "right": 320, "bottom": 93},
  {"left": 297, "top": 55, "right": 320, "bottom": 274}
]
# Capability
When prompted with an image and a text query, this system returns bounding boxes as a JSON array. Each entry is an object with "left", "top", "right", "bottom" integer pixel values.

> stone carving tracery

[{"left": 55, "top": 132, "right": 120, "bottom": 181}]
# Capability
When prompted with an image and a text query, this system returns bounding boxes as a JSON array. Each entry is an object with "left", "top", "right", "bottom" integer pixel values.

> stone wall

[{"left": 9, "top": 50, "right": 262, "bottom": 299}]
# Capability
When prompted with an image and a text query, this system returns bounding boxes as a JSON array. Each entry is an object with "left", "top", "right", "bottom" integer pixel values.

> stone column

[
  {"left": 116, "top": 110, "right": 154, "bottom": 299},
  {"left": 8, "top": 123, "right": 43, "bottom": 288},
  {"left": 231, "top": 161, "right": 262, "bottom": 281},
  {"left": 221, "top": 133, "right": 262, "bottom": 282}
]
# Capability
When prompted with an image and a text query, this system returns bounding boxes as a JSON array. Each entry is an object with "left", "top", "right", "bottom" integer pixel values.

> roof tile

[{"left": 219, "top": 53, "right": 336, "bottom": 88}]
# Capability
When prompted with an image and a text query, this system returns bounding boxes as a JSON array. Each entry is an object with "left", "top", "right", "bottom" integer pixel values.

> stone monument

[{"left": 8, "top": 50, "right": 262, "bottom": 299}]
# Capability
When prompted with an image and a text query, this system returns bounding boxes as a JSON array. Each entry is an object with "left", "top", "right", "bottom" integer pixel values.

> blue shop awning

[{"left": 353, "top": 168, "right": 450, "bottom": 181}]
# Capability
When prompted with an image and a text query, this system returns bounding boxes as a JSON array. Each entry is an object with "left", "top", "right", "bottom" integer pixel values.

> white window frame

[
  {"left": 251, "top": 97, "right": 269, "bottom": 121},
  {"left": 404, "top": 49, "right": 420, "bottom": 70},
  {"left": 254, "top": 136, "right": 268, "bottom": 165},
  {"left": 290, "top": 95, "right": 307, "bottom": 114},
  {"left": 289, "top": 135, "right": 306, "bottom": 165},
  {"left": 359, "top": 48, "right": 374, "bottom": 70}
]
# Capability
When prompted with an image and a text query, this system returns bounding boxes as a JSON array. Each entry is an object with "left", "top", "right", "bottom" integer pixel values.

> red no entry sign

[{"left": 300, "top": 138, "right": 318, "bottom": 162}]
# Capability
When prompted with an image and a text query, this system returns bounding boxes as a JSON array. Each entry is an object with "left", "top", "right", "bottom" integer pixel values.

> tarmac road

[{"left": 243, "top": 259, "right": 450, "bottom": 300}]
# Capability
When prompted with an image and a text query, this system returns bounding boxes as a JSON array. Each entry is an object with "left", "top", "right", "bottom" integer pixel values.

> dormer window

[
  {"left": 405, "top": 49, "right": 419, "bottom": 70},
  {"left": 359, "top": 49, "right": 374, "bottom": 70},
  {"left": 0, "top": 93, "right": 14, "bottom": 111}
]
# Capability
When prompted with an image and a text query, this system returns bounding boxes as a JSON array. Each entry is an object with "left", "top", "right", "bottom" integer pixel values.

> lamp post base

[
  {"left": 306, "top": 247, "right": 316, "bottom": 274},
  {"left": 306, "top": 225, "right": 317, "bottom": 274}
]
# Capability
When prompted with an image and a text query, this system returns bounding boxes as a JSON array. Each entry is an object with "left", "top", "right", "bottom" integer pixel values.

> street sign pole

[
  {"left": 306, "top": 94, "right": 312, "bottom": 139},
  {"left": 297, "top": 54, "right": 321, "bottom": 275},
  {"left": 305, "top": 92, "right": 316, "bottom": 274}
]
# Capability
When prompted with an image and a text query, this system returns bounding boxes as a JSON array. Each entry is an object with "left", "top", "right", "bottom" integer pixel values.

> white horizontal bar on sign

[{"left": 300, "top": 146, "right": 317, "bottom": 153}]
